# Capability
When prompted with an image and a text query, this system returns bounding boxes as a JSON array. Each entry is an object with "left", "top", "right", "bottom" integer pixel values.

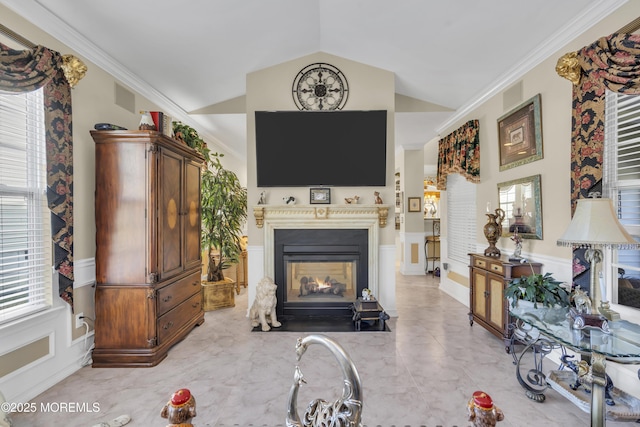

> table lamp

[{"left": 557, "top": 198, "right": 639, "bottom": 318}]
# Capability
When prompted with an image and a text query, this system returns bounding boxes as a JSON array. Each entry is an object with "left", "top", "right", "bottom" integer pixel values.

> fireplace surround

[{"left": 253, "top": 204, "right": 389, "bottom": 320}]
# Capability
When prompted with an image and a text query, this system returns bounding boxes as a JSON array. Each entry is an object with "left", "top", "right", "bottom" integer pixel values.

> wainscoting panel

[{"left": 0, "top": 259, "right": 96, "bottom": 403}]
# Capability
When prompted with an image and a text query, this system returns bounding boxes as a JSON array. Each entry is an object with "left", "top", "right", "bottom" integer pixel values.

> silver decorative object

[{"left": 286, "top": 334, "right": 363, "bottom": 427}]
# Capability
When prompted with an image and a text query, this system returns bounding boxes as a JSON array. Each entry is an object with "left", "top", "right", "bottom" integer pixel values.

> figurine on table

[{"left": 509, "top": 229, "right": 523, "bottom": 261}]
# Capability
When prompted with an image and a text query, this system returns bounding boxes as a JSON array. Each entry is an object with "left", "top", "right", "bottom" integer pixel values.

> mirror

[{"left": 497, "top": 174, "right": 542, "bottom": 239}]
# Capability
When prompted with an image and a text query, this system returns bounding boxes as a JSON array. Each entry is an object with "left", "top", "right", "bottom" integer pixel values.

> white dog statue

[{"left": 250, "top": 277, "right": 282, "bottom": 332}]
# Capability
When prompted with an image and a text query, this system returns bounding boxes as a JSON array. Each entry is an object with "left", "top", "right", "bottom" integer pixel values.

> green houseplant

[
  {"left": 173, "top": 121, "right": 248, "bottom": 282},
  {"left": 505, "top": 271, "right": 571, "bottom": 309},
  {"left": 200, "top": 153, "right": 247, "bottom": 282}
]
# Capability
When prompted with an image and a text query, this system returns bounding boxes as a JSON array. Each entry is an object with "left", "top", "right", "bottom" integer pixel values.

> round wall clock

[{"left": 292, "top": 63, "right": 349, "bottom": 110}]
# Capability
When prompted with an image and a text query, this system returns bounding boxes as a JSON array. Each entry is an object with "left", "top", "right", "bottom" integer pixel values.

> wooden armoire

[{"left": 91, "top": 130, "right": 205, "bottom": 367}]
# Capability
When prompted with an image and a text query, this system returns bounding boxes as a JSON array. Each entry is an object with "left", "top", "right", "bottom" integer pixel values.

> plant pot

[{"left": 202, "top": 278, "right": 236, "bottom": 311}]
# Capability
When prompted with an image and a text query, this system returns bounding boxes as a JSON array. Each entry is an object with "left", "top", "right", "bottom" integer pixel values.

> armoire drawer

[
  {"left": 156, "top": 271, "right": 201, "bottom": 316},
  {"left": 157, "top": 292, "right": 203, "bottom": 345}
]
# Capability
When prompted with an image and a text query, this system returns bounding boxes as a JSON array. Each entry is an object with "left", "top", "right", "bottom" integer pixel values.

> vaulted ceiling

[{"left": 0, "top": 0, "right": 626, "bottom": 163}]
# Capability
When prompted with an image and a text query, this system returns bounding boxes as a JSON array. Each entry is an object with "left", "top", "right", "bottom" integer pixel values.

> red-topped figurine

[
  {"left": 161, "top": 388, "right": 197, "bottom": 427},
  {"left": 467, "top": 390, "right": 504, "bottom": 427}
]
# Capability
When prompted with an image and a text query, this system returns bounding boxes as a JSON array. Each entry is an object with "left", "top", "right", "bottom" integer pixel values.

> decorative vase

[
  {"left": 483, "top": 208, "right": 505, "bottom": 257},
  {"left": 202, "top": 278, "right": 236, "bottom": 311}
]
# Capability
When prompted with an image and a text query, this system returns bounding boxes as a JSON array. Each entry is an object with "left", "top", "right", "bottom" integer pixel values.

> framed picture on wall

[
  {"left": 497, "top": 94, "right": 543, "bottom": 171},
  {"left": 310, "top": 187, "right": 331, "bottom": 204},
  {"left": 408, "top": 197, "right": 421, "bottom": 212}
]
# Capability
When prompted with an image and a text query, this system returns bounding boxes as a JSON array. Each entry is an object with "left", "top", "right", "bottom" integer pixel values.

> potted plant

[
  {"left": 505, "top": 271, "right": 571, "bottom": 310},
  {"left": 174, "top": 122, "right": 248, "bottom": 310}
]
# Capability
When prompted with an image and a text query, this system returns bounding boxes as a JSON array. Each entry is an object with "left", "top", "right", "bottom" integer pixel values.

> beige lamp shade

[{"left": 557, "top": 198, "right": 639, "bottom": 249}]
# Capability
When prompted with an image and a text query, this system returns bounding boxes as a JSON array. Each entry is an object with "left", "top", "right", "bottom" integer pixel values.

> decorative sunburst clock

[{"left": 292, "top": 63, "right": 349, "bottom": 110}]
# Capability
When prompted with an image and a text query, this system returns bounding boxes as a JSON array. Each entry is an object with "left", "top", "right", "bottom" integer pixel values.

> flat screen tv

[{"left": 255, "top": 110, "right": 387, "bottom": 187}]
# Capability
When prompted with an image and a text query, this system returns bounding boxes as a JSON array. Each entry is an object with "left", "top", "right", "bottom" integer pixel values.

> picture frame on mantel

[
  {"left": 310, "top": 187, "right": 331, "bottom": 204},
  {"left": 408, "top": 197, "right": 421, "bottom": 212},
  {"left": 497, "top": 93, "right": 543, "bottom": 171}
]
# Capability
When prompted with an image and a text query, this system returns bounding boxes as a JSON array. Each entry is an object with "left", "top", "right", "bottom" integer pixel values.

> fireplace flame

[{"left": 316, "top": 277, "right": 331, "bottom": 289}]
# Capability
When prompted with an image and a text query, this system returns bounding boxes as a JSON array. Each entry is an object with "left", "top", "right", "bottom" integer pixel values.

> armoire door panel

[
  {"left": 95, "top": 141, "right": 150, "bottom": 285},
  {"left": 159, "top": 149, "right": 184, "bottom": 279},
  {"left": 184, "top": 159, "right": 202, "bottom": 270}
]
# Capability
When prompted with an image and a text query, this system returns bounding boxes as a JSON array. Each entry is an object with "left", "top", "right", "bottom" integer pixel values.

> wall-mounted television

[{"left": 255, "top": 110, "right": 387, "bottom": 187}]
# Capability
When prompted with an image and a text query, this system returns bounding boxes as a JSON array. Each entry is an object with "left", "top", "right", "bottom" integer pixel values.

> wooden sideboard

[
  {"left": 468, "top": 253, "right": 541, "bottom": 350},
  {"left": 91, "top": 130, "right": 205, "bottom": 367}
]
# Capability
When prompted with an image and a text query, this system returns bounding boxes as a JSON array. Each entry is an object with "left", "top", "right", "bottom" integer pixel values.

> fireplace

[
  {"left": 274, "top": 229, "right": 368, "bottom": 318},
  {"left": 253, "top": 204, "right": 389, "bottom": 321}
]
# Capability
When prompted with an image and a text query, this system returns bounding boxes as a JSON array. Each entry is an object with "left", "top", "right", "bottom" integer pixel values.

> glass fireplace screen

[{"left": 286, "top": 260, "right": 357, "bottom": 302}]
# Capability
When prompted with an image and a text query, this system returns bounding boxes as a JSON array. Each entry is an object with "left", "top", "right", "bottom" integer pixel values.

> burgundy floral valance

[
  {"left": 0, "top": 43, "right": 75, "bottom": 307},
  {"left": 560, "top": 33, "right": 640, "bottom": 205},
  {"left": 0, "top": 44, "right": 62, "bottom": 91},
  {"left": 436, "top": 119, "right": 480, "bottom": 190}
]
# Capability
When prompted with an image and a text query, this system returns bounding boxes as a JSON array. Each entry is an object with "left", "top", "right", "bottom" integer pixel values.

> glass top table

[
  {"left": 509, "top": 304, "right": 640, "bottom": 426},
  {"left": 510, "top": 305, "right": 640, "bottom": 363}
]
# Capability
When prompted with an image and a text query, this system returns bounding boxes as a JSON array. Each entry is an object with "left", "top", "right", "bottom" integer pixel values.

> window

[
  {"left": 0, "top": 88, "right": 52, "bottom": 324},
  {"left": 604, "top": 91, "right": 640, "bottom": 310},
  {"left": 446, "top": 173, "right": 477, "bottom": 264}
]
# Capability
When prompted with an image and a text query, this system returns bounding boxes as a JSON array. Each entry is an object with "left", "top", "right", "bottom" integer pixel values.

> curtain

[
  {"left": 0, "top": 43, "right": 75, "bottom": 306},
  {"left": 558, "top": 33, "right": 640, "bottom": 289},
  {"left": 436, "top": 119, "right": 480, "bottom": 190},
  {"left": 569, "top": 33, "right": 640, "bottom": 204}
]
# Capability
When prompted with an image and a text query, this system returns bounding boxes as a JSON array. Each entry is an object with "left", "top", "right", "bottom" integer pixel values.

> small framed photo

[
  {"left": 408, "top": 197, "right": 421, "bottom": 212},
  {"left": 310, "top": 187, "right": 331, "bottom": 204}
]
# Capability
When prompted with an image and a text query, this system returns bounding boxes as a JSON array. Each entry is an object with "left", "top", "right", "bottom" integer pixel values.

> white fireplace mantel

[
  {"left": 253, "top": 204, "right": 389, "bottom": 298},
  {"left": 253, "top": 204, "right": 389, "bottom": 229}
]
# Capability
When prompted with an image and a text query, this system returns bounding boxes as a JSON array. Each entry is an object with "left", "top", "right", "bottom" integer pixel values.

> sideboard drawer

[
  {"left": 474, "top": 258, "right": 487, "bottom": 269},
  {"left": 489, "top": 262, "right": 504, "bottom": 274},
  {"left": 157, "top": 271, "right": 201, "bottom": 316}
]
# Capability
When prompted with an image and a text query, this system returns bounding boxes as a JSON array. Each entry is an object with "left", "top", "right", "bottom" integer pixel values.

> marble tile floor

[{"left": 10, "top": 272, "right": 638, "bottom": 427}]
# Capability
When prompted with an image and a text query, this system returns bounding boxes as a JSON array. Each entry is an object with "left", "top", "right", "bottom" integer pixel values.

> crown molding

[{"left": 435, "top": 0, "right": 628, "bottom": 135}]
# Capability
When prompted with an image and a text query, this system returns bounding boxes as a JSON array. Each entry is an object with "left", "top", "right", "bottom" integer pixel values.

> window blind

[
  {"left": 604, "top": 91, "right": 640, "bottom": 307},
  {"left": 0, "top": 88, "right": 52, "bottom": 323},
  {"left": 446, "top": 173, "right": 477, "bottom": 264}
]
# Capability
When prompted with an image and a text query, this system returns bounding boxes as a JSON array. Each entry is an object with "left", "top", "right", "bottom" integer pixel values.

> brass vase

[{"left": 483, "top": 208, "right": 505, "bottom": 257}]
